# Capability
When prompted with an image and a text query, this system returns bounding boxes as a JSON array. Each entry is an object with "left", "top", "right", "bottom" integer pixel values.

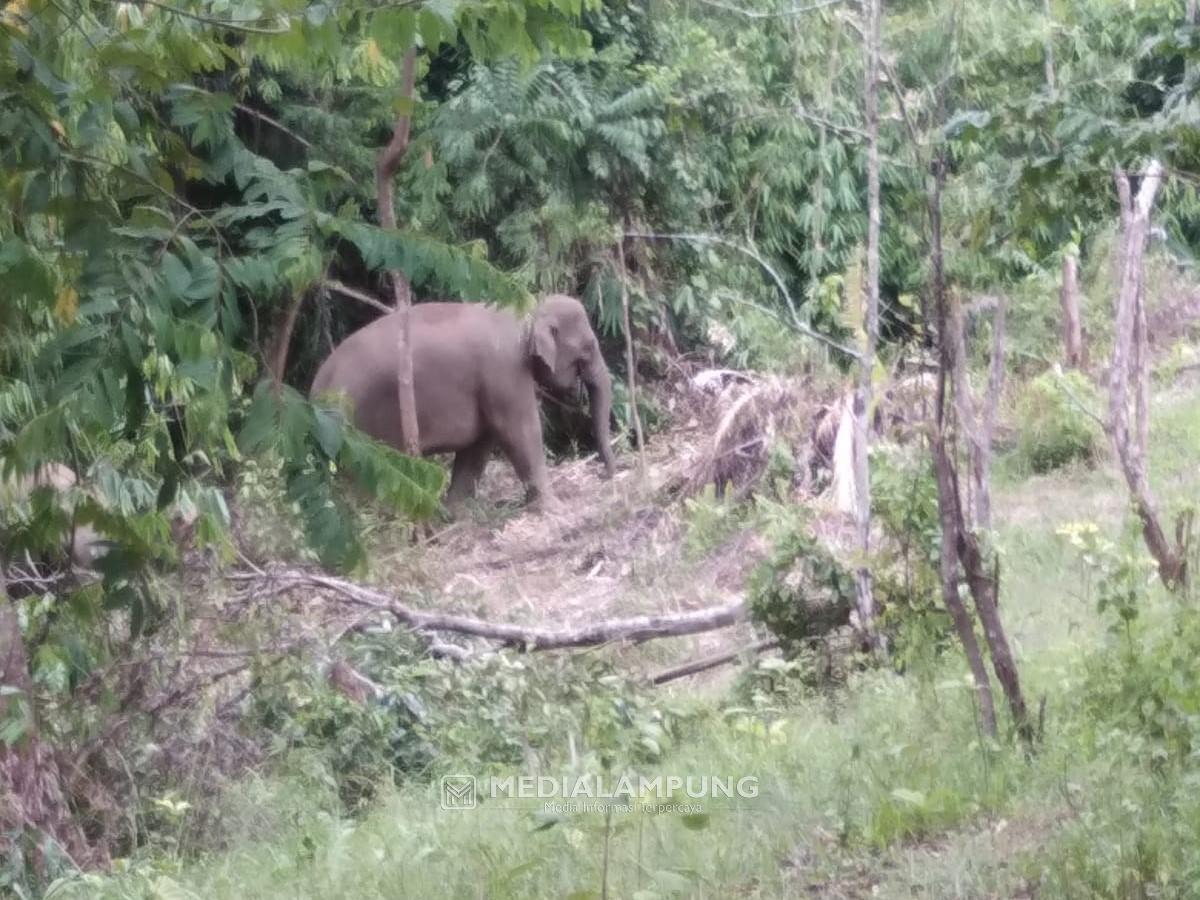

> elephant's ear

[{"left": 530, "top": 318, "right": 557, "bottom": 371}]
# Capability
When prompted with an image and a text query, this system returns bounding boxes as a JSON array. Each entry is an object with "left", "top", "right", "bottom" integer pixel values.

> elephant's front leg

[
  {"left": 495, "top": 400, "right": 557, "bottom": 511},
  {"left": 445, "top": 437, "right": 495, "bottom": 511}
]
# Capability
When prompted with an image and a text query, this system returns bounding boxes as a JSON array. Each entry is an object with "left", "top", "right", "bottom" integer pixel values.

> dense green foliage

[
  {"left": 1012, "top": 369, "right": 1104, "bottom": 474},
  {"left": 4, "top": 0, "right": 1200, "bottom": 895}
]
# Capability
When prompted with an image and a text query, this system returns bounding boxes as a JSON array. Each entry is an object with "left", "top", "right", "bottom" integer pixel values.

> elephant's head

[{"left": 528, "top": 294, "right": 616, "bottom": 478}]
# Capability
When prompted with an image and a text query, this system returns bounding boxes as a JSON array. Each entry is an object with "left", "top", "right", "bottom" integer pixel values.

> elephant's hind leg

[{"left": 445, "top": 437, "right": 494, "bottom": 510}]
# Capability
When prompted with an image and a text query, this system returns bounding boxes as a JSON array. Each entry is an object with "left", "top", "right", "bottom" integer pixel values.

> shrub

[
  {"left": 1013, "top": 370, "right": 1103, "bottom": 474},
  {"left": 682, "top": 485, "right": 747, "bottom": 558},
  {"left": 747, "top": 510, "right": 857, "bottom": 658},
  {"left": 870, "top": 446, "right": 955, "bottom": 669}
]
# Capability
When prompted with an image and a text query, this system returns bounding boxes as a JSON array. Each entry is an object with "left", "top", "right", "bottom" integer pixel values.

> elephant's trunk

[{"left": 584, "top": 348, "right": 616, "bottom": 478}]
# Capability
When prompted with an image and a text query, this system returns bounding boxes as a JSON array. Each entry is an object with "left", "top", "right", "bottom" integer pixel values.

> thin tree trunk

[
  {"left": 1110, "top": 161, "right": 1185, "bottom": 587},
  {"left": 1041, "top": 0, "right": 1056, "bottom": 92},
  {"left": 931, "top": 434, "right": 998, "bottom": 738},
  {"left": 927, "top": 160, "right": 997, "bottom": 738},
  {"left": 1059, "top": 251, "right": 1083, "bottom": 368},
  {"left": 948, "top": 292, "right": 1006, "bottom": 534},
  {"left": 947, "top": 291, "right": 981, "bottom": 527},
  {"left": 853, "top": 0, "right": 882, "bottom": 652},
  {"left": 267, "top": 290, "right": 308, "bottom": 389},
  {"left": 943, "top": 289, "right": 1028, "bottom": 738},
  {"left": 959, "top": 525, "right": 1030, "bottom": 741},
  {"left": 616, "top": 238, "right": 645, "bottom": 472},
  {"left": 375, "top": 47, "right": 420, "bottom": 456}
]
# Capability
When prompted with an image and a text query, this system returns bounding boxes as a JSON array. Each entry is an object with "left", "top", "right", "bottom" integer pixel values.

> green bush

[
  {"left": 870, "top": 446, "right": 955, "bottom": 669},
  {"left": 1029, "top": 527, "right": 1200, "bottom": 896},
  {"left": 747, "top": 509, "right": 857, "bottom": 658},
  {"left": 1013, "top": 370, "right": 1103, "bottom": 474},
  {"left": 682, "top": 486, "right": 748, "bottom": 558},
  {"left": 247, "top": 639, "right": 685, "bottom": 813}
]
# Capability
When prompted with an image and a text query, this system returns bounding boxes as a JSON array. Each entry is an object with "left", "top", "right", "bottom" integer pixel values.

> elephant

[{"left": 310, "top": 294, "right": 616, "bottom": 510}]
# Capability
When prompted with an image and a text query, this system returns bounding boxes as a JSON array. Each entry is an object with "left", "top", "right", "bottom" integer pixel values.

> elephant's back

[{"left": 411, "top": 301, "right": 519, "bottom": 338}]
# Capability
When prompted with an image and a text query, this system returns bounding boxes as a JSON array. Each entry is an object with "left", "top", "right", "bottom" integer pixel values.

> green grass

[{"left": 48, "top": 391, "right": 1200, "bottom": 900}]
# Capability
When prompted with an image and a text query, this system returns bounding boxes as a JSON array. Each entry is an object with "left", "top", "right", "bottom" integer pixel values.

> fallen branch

[
  {"left": 229, "top": 569, "right": 748, "bottom": 650},
  {"left": 649, "top": 639, "right": 779, "bottom": 686}
]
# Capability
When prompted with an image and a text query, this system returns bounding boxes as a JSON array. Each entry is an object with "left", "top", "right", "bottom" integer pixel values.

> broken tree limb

[
  {"left": 649, "top": 639, "right": 779, "bottom": 686},
  {"left": 229, "top": 570, "right": 748, "bottom": 650},
  {"left": 1109, "top": 161, "right": 1186, "bottom": 588}
]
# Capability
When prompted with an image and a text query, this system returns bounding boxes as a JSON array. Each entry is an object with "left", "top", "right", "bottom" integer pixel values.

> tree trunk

[
  {"left": 267, "top": 290, "right": 308, "bottom": 389},
  {"left": 926, "top": 161, "right": 997, "bottom": 737},
  {"left": 959, "top": 527, "right": 1030, "bottom": 741},
  {"left": 1109, "top": 162, "right": 1185, "bottom": 588},
  {"left": 1041, "top": 0, "right": 1056, "bottom": 92},
  {"left": 931, "top": 433, "right": 998, "bottom": 738},
  {"left": 1059, "top": 251, "right": 1083, "bottom": 369},
  {"left": 616, "top": 238, "right": 645, "bottom": 473},
  {"left": 853, "top": 0, "right": 883, "bottom": 652},
  {"left": 948, "top": 292, "right": 1006, "bottom": 534},
  {"left": 375, "top": 47, "right": 420, "bottom": 457}
]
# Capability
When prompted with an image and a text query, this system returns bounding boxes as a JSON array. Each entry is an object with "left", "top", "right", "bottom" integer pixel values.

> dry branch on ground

[{"left": 229, "top": 569, "right": 749, "bottom": 650}]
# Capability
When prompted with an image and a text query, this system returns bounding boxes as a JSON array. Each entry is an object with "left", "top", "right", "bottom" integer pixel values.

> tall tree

[
  {"left": 853, "top": 0, "right": 882, "bottom": 651},
  {"left": 377, "top": 48, "right": 421, "bottom": 456}
]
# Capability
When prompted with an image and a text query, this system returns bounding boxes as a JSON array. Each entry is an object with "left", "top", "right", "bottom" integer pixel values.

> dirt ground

[{"left": 375, "top": 371, "right": 825, "bottom": 680}]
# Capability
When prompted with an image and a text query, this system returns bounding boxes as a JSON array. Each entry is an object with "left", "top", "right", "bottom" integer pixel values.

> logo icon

[{"left": 441, "top": 776, "right": 476, "bottom": 810}]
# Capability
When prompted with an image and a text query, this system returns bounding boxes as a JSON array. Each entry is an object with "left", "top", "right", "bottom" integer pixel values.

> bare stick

[
  {"left": 616, "top": 239, "right": 646, "bottom": 473},
  {"left": 323, "top": 279, "right": 393, "bottom": 315},
  {"left": 228, "top": 570, "right": 748, "bottom": 650},
  {"left": 234, "top": 103, "right": 312, "bottom": 150},
  {"left": 649, "top": 639, "right": 779, "bottom": 685}
]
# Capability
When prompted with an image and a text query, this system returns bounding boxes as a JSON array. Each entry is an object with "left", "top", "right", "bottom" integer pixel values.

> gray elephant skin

[{"left": 310, "top": 294, "right": 616, "bottom": 509}]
